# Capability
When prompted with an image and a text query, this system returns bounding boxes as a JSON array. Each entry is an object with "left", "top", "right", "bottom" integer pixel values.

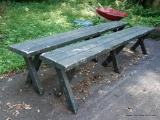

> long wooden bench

[
  {"left": 39, "top": 26, "right": 154, "bottom": 113},
  {"left": 8, "top": 21, "right": 128, "bottom": 95}
]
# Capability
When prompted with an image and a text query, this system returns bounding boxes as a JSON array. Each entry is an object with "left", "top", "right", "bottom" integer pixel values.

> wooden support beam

[
  {"left": 102, "top": 45, "right": 126, "bottom": 67},
  {"left": 24, "top": 57, "right": 44, "bottom": 95},
  {"left": 110, "top": 50, "right": 121, "bottom": 73},
  {"left": 55, "top": 68, "right": 78, "bottom": 113},
  {"left": 139, "top": 38, "right": 147, "bottom": 54},
  {"left": 130, "top": 38, "right": 147, "bottom": 54},
  {"left": 26, "top": 54, "right": 42, "bottom": 84},
  {"left": 66, "top": 68, "right": 76, "bottom": 82},
  {"left": 130, "top": 34, "right": 149, "bottom": 54}
]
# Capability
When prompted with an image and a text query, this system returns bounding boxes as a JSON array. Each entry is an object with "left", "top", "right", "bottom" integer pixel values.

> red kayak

[{"left": 96, "top": 7, "right": 128, "bottom": 21}]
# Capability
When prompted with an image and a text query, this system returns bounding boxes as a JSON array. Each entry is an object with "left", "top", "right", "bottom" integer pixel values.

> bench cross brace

[
  {"left": 130, "top": 35, "right": 148, "bottom": 54},
  {"left": 24, "top": 56, "right": 44, "bottom": 95},
  {"left": 110, "top": 50, "right": 121, "bottom": 73},
  {"left": 102, "top": 45, "right": 126, "bottom": 68},
  {"left": 53, "top": 68, "right": 76, "bottom": 97},
  {"left": 55, "top": 67, "right": 78, "bottom": 113},
  {"left": 26, "top": 54, "right": 42, "bottom": 84},
  {"left": 91, "top": 26, "right": 125, "bottom": 63}
]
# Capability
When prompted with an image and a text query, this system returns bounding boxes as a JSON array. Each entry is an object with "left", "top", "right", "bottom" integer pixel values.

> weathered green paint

[
  {"left": 8, "top": 21, "right": 129, "bottom": 95},
  {"left": 24, "top": 57, "right": 44, "bottom": 95},
  {"left": 131, "top": 37, "right": 147, "bottom": 54},
  {"left": 26, "top": 54, "right": 42, "bottom": 84},
  {"left": 140, "top": 38, "right": 147, "bottom": 54},
  {"left": 40, "top": 26, "right": 154, "bottom": 71},
  {"left": 8, "top": 21, "right": 129, "bottom": 58},
  {"left": 40, "top": 25, "right": 154, "bottom": 113},
  {"left": 66, "top": 68, "right": 76, "bottom": 82},
  {"left": 55, "top": 67, "right": 78, "bottom": 113},
  {"left": 110, "top": 50, "right": 121, "bottom": 73},
  {"left": 130, "top": 34, "right": 149, "bottom": 54},
  {"left": 102, "top": 45, "right": 126, "bottom": 67}
]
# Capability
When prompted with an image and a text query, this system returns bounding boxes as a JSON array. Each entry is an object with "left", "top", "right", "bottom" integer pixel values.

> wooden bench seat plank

[
  {"left": 45, "top": 26, "right": 145, "bottom": 59},
  {"left": 40, "top": 26, "right": 154, "bottom": 71},
  {"left": 8, "top": 21, "right": 128, "bottom": 57},
  {"left": 52, "top": 32, "right": 146, "bottom": 70}
]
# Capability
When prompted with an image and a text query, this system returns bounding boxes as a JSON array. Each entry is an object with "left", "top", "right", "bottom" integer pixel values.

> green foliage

[
  {"left": 0, "top": 0, "right": 160, "bottom": 75},
  {"left": 132, "top": 5, "right": 160, "bottom": 17}
]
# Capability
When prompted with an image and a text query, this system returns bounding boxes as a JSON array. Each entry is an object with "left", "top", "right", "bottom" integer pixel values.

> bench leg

[
  {"left": 66, "top": 68, "right": 76, "bottom": 82},
  {"left": 53, "top": 68, "right": 76, "bottom": 97},
  {"left": 110, "top": 50, "right": 121, "bottom": 73},
  {"left": 102, "top": 45, "right": 126, "bottom": 67},
  {"left": 26, "top": 54, "right": 42, "bottom": 84},
  {"left": 55, "top": 67, "right": 78, "bottom": 113},
  {"left": 140, "top": 39, "right": 147, "bottom": 54},
  {"left": 24, "top": 57, "right": 44, "bottom": 95},
  {"left": 130, "top": 37, "right": 147, "bottom": 54}
]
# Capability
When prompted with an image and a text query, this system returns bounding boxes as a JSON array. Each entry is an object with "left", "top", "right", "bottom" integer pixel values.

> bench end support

[{"left": 55, "top": 67, "right": 78, "bottom": 113}]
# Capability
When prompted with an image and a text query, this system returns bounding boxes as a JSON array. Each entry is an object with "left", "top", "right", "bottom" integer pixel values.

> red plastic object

[{"left": 96, "top": 7, "right": 128, "bottom": 21}]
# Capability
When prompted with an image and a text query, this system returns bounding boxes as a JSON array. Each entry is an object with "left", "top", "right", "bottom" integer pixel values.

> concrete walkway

[{"left": 0, "top": 39, "right": 160, "bottom": 120}]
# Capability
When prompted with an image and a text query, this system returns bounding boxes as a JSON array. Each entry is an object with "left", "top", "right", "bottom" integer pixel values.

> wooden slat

[
  {"left": 40, "top": 26, "right": 154, "bottom": 70},
  {"left": 8, "top": 21, "right": 128, "bottom": 57},
  {"left": 44, "top": 26, "right": 144, "bottom": 60},
  {"left": 40, "top": 26, "right": 151, "bottom": 61}
]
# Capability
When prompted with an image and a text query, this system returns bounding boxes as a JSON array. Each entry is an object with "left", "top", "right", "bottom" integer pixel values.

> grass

[{"left": 0, "top": 0, "right": 160, "bottom": 75}]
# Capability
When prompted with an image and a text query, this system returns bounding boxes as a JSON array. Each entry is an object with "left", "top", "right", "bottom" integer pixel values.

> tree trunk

[{"left": 152, "top": 0, "right": 160, "bottom": 8}]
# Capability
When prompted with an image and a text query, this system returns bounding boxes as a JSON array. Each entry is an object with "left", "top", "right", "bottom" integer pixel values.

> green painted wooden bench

[
  {"left": 8, "top": 21, "right": 128, "bottom": 95},
  {"left": 40, "top": 26, "right": 154, "bottom": 113}
]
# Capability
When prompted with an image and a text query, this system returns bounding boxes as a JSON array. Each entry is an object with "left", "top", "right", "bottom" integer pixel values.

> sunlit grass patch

[{"left": 0, "top": 1, "right": 160, "bottom": 75}]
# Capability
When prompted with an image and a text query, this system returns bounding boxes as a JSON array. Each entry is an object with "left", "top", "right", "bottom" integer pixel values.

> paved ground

[{"left": 0, "top": 39, "right": 160, "bottom": 120}]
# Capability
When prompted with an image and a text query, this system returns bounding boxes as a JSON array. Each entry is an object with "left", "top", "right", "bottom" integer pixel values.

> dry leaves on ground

[
  {"left": 109, "top": 73, "right": 121, "bottom": 81},
  {"left": 6, "top": 102, "right": 32, "bottom": 110},
  {"left": 127, "top": 106, "right": 133, "bottom": 112},
  {"left": 123, "top": 48, "right": 143, "bottom": 57},
  {"left": 5, "top": 102, "right": 32, "bottom": 117},
  {"left": 6, "top": 117, "right": 12, "bottom": 120},
  {"left": 77, "top": 63, "right": 98, "bottom": 73},
  {"left": 72, "top": 73, "right": 103, "bottom": 101}
]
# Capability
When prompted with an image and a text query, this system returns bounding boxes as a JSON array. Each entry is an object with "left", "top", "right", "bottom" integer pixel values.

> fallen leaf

[
  {"left": 13, "top": 110, "right": 19, "bottom": 116},
  {"left": 37, "top": 109, "right": 40, "bottom": 113},
  {"left": 15, "top": 104, "right": 22, "bottom": 110},
  {"left": 127, "top": 107, "right": 133, "bottom": 112},
  {"left": 107, "top": 80, "right": 111, "bottom": 84},
  {"left": 22, "top": 102, "right": 32, "bottom": 110},
  {"left": 3, "top": 110, "right": 8, "bottom": 113},
  {"left": 98, "top": 90, "right": 105, "bottom": 95},
  {"left": 6, "top": 103, "right": 15, "bottom": 109},
  {"left": 6, "top": 102, "right": 32, "bottom": 110},
  {"left": 19, "top": 89, "right": 23, "bottom": 92},
  {"left": 6, "top": 117, "right": 12, "bottom": 120}
]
